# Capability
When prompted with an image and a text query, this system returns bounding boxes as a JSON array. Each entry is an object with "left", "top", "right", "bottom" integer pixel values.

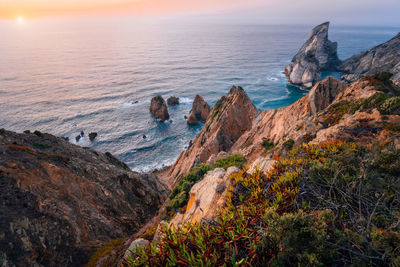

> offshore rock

[
  {"left": 285, "top": 22, "right": 341, "bottom": 88},
  {"left": 150, "top": 95, "right": 170, "bottom": 122},
  {"left": 0, "top": 130, "right": 169, "bottom": 266},
  {"left": 167, "top": 96, "right": 180, "bottom": 106},
  {"left": 187, "top": 95, "right": 211, "bottom": 125}
]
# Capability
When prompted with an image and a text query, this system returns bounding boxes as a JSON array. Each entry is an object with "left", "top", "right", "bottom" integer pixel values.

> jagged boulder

[
  {"left": 150, "top": 95, "right": 169, "bottom": 122},
  {"left": 0, "top": 130, "right": 169, "bottom": 266},
  {"left": 285, "top": 22, "right": 341, "bottom": 88},
  {"left": 341, "top": 33, "right": 400, "bottom": 86},
  {"left": 167, "top": 96, "right": 180, "bottom": 106},
  {"left": 187, "top": 95, "right": 211, "bottom": 125},
  {"left": 168, "top": 86, "right": 259, "bottom": 186}
]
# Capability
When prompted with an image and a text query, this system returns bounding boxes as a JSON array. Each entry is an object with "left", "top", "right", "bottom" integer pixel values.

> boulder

[
  {"left": 341, "top": 33, "right": 400, "bottom": 86},
  {"left": 150, "top": 95, "right": 170, "bottom": 122},
  {"left": 89, "top": 132, "right": 97, "bottom": 141},
  {"left": 170, "top": 167, "right": 238, "bottom": 226},
  {"left": 187, "top": 95, "right": 211, "bottom": 125},
  {"left": 75, "top": 135, "right": 81, "bottom": 142},
  {"left": 167, "top": 96, "right": 180, "bottom": 105},
  {"left": 285, "top": 22, "right": 341, "bottom": 88}
]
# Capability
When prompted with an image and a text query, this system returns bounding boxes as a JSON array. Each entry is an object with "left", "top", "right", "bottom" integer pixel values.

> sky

[{"left": 1, "top": 0, "right": 399, "bottom": 26}]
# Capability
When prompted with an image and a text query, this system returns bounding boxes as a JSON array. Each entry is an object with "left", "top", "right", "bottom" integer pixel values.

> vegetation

[
  {"left": 33, "top": 130, "right": 43, "bottom": 137},
  {"left": 130, "top": 140, "right": 400, "bottom": 266},
  {"left": 213, "top": 154, "right": 246, "bottom": 170},
  {"left": 283, "top": 138, "right": 295, "bottom": 150},
  {"left": 321, "top": 93, "right": 400, "bottom": 126},
  {"left": 87, "top": 238, "right": 126, "bottom": 267},
  {"left": 24, "top": 130, "right": 31, "bottom": 134},
  {"left": 374, "top": 71, "right": 393, "bottom": 82},
  {"left": 262, "top": 137, "right": 274, "bottom": 152},
  {"left": 33, "top": 142, "right": 51, "bottom": 149},
  {"left": 0, "top": 128, "right": 5, "bottom": 135},
  {"left": 166, "top": 155, "right": 246, "bottom": 214}
]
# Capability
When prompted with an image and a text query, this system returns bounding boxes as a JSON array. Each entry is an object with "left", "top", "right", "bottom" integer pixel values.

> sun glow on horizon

[{"left": 17, "top": 16, "right": 24, "bottom": 23}]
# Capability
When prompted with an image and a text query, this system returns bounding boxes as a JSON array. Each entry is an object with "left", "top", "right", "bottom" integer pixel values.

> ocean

[{"left": 0, "top": 18, "right": 397, "bottom": 171}]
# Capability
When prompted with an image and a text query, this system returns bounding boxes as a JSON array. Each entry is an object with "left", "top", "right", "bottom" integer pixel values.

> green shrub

[
  {"left": 0, "top": 128, "right": 5, "bottom": 135},
  {"left": 212, "top": 154, "right": 246, "bottom": 170},
  {"left": 379, "top": 96, "right": 400, "bottom": 115},
  {"left": 33, "top": 130, "right": 42, "bottom": 137},
  {"left": 283, "top": 139, "right": 295, "bottom": 150},
  {"left": 262, "top": 137, "right": 274, "bottom": 151},
  {"left": 132, "top": 141, "right": 400, "bottom": 266},
  {"left": 374, "top": 71, "right": 393, "bottom": 82},
  {"left": 24, "top": 130, "right": 31, "bottom": 134},
  {"left": 33, "top": 142, "right": 51, "bottom": 149}
]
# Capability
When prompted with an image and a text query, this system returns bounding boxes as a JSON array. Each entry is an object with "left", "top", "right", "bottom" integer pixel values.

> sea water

[{"left": 0, "top": 18, "right": 397, "bottom": 171}]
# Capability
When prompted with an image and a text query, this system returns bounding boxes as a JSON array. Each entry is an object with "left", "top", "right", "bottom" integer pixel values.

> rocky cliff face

[
  {"left": 167, "top": 86, "right": 259, "bottom": 187},
  {"left": 285, "top": 22, "right": 341, "bottom": 88},
  {"left": 0, "top": 130, "right": 169, "bottom": 266},
  {"left": 341, "top": 33, "right": 400, "bottom": 85}
]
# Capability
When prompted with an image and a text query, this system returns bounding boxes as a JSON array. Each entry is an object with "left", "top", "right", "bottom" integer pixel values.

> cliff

[
  {"left": 285, "top": 22, "right": 341, "bottom": 88},
  {"left": 132, "top": 75, "right": 400, "bottom": 266},
  {"left": 341, "top": 32, "right": 400, "bottom": 85},
  {"left": 0, "top": 130, "right": 169, "bottom": 266},
  {"left": 167, "top": 86, "right": 259, "bottom": 187}
]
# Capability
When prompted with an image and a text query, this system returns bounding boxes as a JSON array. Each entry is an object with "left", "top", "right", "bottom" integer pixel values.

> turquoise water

[{"left": 0, "top": 19, "right": 398, "bottom": 171}]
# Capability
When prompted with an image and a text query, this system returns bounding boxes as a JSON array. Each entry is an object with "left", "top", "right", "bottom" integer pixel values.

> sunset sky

[{"left": 1, "top": 0, "right": 399, "bottom": 26}]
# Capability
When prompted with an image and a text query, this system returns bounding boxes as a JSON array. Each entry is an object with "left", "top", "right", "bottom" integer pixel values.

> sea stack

[
  {"left": 167, "top": 96, "right": 180, "bottom": 105},
  {"left": 150, "top": 95, "right": 170, "bottom": 122},
  {"left": 284, "top": 22, "right": 341, "bottom": 88},
  {"left": 187, "top": 95, "right": 211, "bottom": 125}
]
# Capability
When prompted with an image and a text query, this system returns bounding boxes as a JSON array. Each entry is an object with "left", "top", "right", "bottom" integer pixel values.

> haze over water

[{"left": 0, "top": 18, "right": 397, "bottom": 171}]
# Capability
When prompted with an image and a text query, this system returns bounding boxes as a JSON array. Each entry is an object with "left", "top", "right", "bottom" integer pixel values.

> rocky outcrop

[
  {"left": 341, "top": 33, "right": 400, "bottom": 86},
  {"left": 187, "top": 95, "right": 211, "bottom": 125},
  {"left": 285, "top": 22, "right": 341, "bottom": 88},
  {"left": 150, "top": 95, "right": 169, "bottom": 122},
  {"left": 89, "top": 132, "right": 97, "bottom": 141},
  {"left": 309, "top": 76, "right": 345, "bottom": 114},
  {"left": 0, "top": 130, "right": 169, "bottom": 266},
  {"left": 123, "top": 238, "right": 149, "bottom": 261},
  {"left": 167, "top": 86, "right": 258, "bottom": 187},
  {"left": 167, "top": 96, "right": 179, "bottom": 106},
  {"left": 170, "top": 167, "right": 238, "bottom": 226}
]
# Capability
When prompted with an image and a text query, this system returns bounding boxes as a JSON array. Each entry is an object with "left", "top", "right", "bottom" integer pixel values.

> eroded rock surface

[
  {"left": 187, "top": 95, "right": 211, "bottom": 125},
  {"left": 0, "top": 131, "right": 169, "bottom": 266},
  {"left": 285, "top": 22, "right": 341, "bottom": 88},
  {"left": 168, "top": 86, "right": 258, "bottom": 187},
  {"left": 341, "top": 33, "right": 400, "bottom": 86}
]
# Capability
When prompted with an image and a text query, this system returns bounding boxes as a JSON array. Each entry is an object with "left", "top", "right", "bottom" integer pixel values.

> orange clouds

[{"left": 0, "top": 0, "right": 263, "bottom": 19}]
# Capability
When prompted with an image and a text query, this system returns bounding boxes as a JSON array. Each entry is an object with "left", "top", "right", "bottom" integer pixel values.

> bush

[
  {"left": 262, "top": 138, "right": 274, "bottom": 151},
  {"left": 33, "top": 130, "right": 42, "bottom": 137},
  {"left": 0, "top": 128, "right": 5, "bottom": 135},
  {"left": 212, "top": 154, "right": 246, "bottom": 170},
  {"left": 379, "top": 96, "right": 400, "bottom": 115},
  {"left": 24, "top": 130, "right": 31, "bottom": 134},
  {"left": 132, "top": 141, "right": 400, "bottom": 266},
  {"left": 283, "top": 139, "right": 295, "bottom": 150},
  {"left": 33, "top": 142, "right": 51, "bottom": 149},
  {"left": 374, "top": 71, "right": 393, "bottom": 82}
]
